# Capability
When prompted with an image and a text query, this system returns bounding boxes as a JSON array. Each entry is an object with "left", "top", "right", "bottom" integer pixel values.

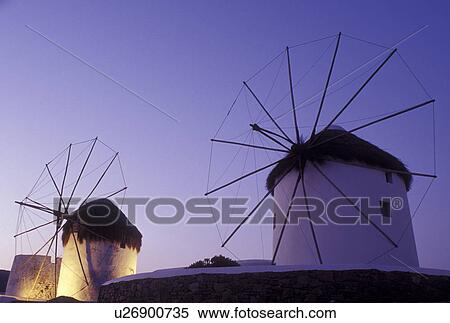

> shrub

[{"left": 188, "top": 255, "right": 239, "bottom": 268}]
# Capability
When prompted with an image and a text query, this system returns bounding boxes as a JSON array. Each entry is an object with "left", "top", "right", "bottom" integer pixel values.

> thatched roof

[
  {"left": 62, "top": 198, "right": 142, "bottom": 252},
  {"left": 267, "top": 128, "right": 412, "bottom": 192}
]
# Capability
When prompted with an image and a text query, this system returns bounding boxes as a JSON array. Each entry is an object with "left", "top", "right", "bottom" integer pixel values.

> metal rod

[
  {"left": 221, "top": 163, "right": 296, "bottom": 248},
  {"left": 311, "top": 99, "right": 435, "bottom": 149},
  {"left": 286, "top": 46, "right": 300, "bottom": 143},
  {"left": 65, "top": 137, "right": 97, "bottom": 213},
  {"left": 349, "top": 99, "right": 435, "bottom": 133},
  {"left": 59, "top": 144, "right": 72, "bottom": 213},
  {"left": 29, "top": 229, "right": 58, "bottom": 299},
  {"left": 311, "top": 33, "right": 341, "bottom": 138},
  {"left": 272, "top": 169, "right": 302, "bottom": 264},
  {"left": 255, "top": 125, "right": 294, "bottom": 144},
  {"left": 315, "top": 49, "right": 397, "bottom": 142},
  {"left": 13, "top": 219, "right": 58, "bottom": 238},
  {"left": 211, "top": 138, "right": 290, "bottom": 153},
  {"left": 301, "top": 167, "right": 323, "bottom": 264},
  {"left": 312, "top": 162, "right": 398, "bottom": 248},
  {"left": 46, "top": 164, "right": 66, "bottom": 211},
  {"left": 243, "top": 81, "right": 293, "bottom": 142},
  {"left": 320, "top": 158, "right": 437, "bottom": 179},
  {"left": 25, "top": 197, "right": 56, "bottom": 213},
  {"left": 80, "top": 153, "right": 119, "bottom": 206},
  {"left": 71, "top": 224, "right": 89, "bottom": 286},
  {"left": 54, "top": 222, "right": 59, "bottom": 297},
  {"left": 18, "top": 224, "right": 65, "bottom": 272},
  {"left": 15, "top": 201, "right": 57, "bottom": 215},
  {"left": 53, "top": 144, "right": 72, "bottom": 296},
  {"left": 250, "top": 123, "right": 290, "bottom": 150},
  {"left": 273, "top": 26, "right": 429, "bottom": 123},
  {"left": 104, "top": 186, "right": 128, "bottom": 199},
  {"left": 205, "top": 156, "right": 294, "bottom": 196}
]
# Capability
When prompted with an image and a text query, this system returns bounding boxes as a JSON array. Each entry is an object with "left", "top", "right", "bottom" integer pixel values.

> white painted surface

[
  {"left": 272, "top": 160, "right": 419, "bottom": 267},
  {"left": 57, "top": 233, "right": 138, "bottom": 301},
  {"left": 5, "top": 254, "right": 61, "bottom": 300},
  {"left": 104, "top": 263, "right": 450, "bottom": 285}
]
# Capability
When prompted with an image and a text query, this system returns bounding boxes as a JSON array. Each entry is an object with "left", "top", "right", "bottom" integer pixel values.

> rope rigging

[{"left": 206, "top": 31, "right": 437, "bottom": 263}]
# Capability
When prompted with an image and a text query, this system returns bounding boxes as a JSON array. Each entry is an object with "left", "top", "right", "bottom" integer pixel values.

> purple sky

[{"left": 0, "top": 0, "right": 449, "bottom": 272}]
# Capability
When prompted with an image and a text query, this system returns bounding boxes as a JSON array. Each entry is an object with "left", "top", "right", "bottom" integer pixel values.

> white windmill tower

[
  {"left": 268, "top": 125, "right": 421, "bottom": 266},
  {"left": 205, "top": 32, "right": 436, "bottom": 269},
  {"left": 7, "top": 138, "right": 141, "bottom": 301},
  {"left": 57, "top": 198, "right": 141, "bottom": 301}
]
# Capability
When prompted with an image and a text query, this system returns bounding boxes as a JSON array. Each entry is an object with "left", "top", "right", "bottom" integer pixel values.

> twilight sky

[{"left": 0, "top": 0, "right": 449, "bottom": 272}]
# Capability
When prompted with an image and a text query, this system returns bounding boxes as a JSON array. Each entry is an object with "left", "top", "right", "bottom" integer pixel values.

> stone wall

[{"left": 99, "top": 269, "right": 450, "bottom": 302}]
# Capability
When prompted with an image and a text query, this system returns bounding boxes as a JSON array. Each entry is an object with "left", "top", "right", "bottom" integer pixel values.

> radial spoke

[
  {"left": 59, "top": 144, "right": 72, "bottom": 213},
  {"left": 311, "top": 99, "right": 435, "bottom": 149},
  {"left": 211, "top": 138, "right": 289, "bottom": 153},
  {"left": 205, "top": 156, "right": 294, "bottom": 196},
  {"left": 311, "top": 33, "right": 341, "bottom": 138},
  {"left": 18, "top": 225, "right": 64, "bottom": 269},
  {"left": 253, "top": 124, "right": 293, "bottom": 144},
  {"left": 104, "top": 186, "right": 128, "bottom": 199},
  {"left": 221, "top": 162, "right": 296, "bottom": 248},
  {"left": 54, "top": 223, "right": 59, "bottom": 297},
  {"left": 15, "top": 201, "right": 58, "bottom": 216},
  {"left": 286, "top": 46, "right": 300, "bottom": 143},
  {"left": 320, "top": 158, "right": 437, "bottom": 179},
  {"left": 80, "top": 152, "right": 119, "bottom": 206},
  {"left": 19, "top": 224, "right": 65, "bottom": 298},
  {"left": 45, "top": 164, "right": 66, "bottom": 211},
  {"left": 14, "top": 219, "right": 58, "bottom": 238},
  {"left": 25, "top": 197, "right": 56, "bottom": 213},
  {"left": 250, "top": 123, "right": 290, "bottom": 150},
  {"left": 243, "top": 81, "right": 293, "bottom": 143},
  {"left": 71, "top": 224, "right": 89, "bottom": 286},
  {"left": 301, "top": 167, "right": 323, "bottom": 264},
  {"left": 65, "top": 138, "right": 97, "bottom": 213},
  {"left": 316, "top": 49, "right": 397, "bottom": 140},
  {"left": 29, "top": 230, "right": 58, "bottom": 299},
  {"left": 272, "top": 169, "right": 302, "bottom": 264},
  {"left": 312, "top": 162, "right": 398, "bottom": 248}
]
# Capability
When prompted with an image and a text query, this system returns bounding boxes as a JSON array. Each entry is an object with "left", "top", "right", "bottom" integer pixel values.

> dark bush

[{"left": 188, "top": 255, "right": 239, "bottom": 268}]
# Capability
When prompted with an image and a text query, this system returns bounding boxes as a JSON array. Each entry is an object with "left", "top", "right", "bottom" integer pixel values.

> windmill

[
  {"left": 205, "top": 32, "right": 437, "bottom": 267},
  {"left": 6, "top": 138, "right": 141, "bottom": 301}
]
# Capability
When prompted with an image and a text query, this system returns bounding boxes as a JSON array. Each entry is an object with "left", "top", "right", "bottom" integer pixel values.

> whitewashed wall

[
  {"left": 57, "top": 234, "right": 138, "bottom": 301},
  {"left": 5, "top": 254, "right": 61, "bottom": 300},
  {"left": 273, "top": 160, "right": 419, "bottom": 267}
]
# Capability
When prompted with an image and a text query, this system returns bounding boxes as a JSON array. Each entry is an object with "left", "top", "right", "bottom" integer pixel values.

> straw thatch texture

[
  {"left": 62, "top": 198, "right": 142, "bottom": 252},
  {"left": 267, "top": 129, "right": 412, "bottom": 192}
]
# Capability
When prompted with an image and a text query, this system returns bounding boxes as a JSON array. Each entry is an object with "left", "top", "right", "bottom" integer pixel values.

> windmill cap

[
  {"left": 327, "top": 125, "right": 346, "bottom": 131},
  {"left": 267, "top": 128, "right": 412, "bottom": 192},
  {"left": 62, "top": 198, "right": 142, "bottom": 252}
]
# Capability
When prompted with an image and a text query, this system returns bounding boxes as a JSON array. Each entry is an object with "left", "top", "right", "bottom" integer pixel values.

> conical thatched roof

[
  {"left": 267, "top": 128, "right": 412, "bottom": 192},
  {"left": 62, "top": 198, "right": 142, "bottom": 252}
]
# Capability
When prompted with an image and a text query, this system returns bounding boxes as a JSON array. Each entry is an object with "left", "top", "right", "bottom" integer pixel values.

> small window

[
  {"left": 380, "top": 199, "right": 391, "bottom": 218},
  {"left": 385, "top": 172, "right": 393, "bottom": 184}
]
